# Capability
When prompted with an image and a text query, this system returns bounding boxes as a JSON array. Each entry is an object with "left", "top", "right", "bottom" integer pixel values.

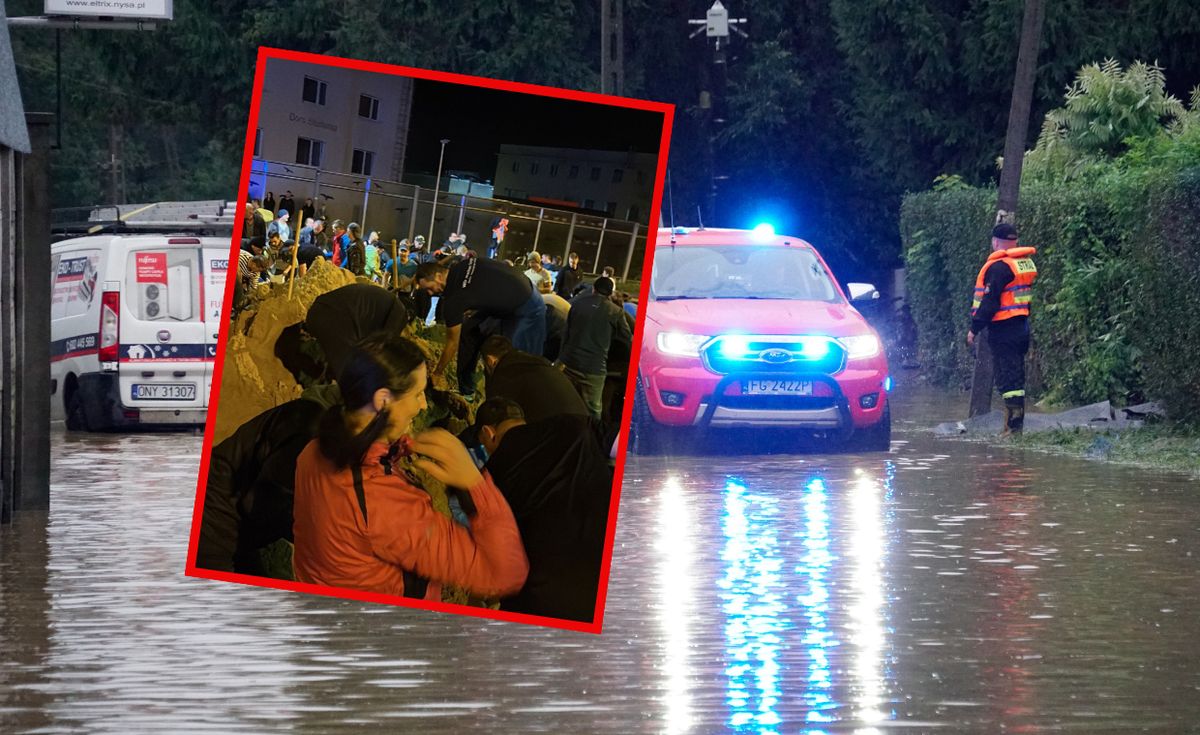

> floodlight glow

[
  {"left": 719, "top": 335, "right": 751, "bottom": 358},
  {"left": 799, "top": 336, "right": 831, "bottom": 359},
  {"left": 751, "top": 223, "right": 776, "bottom": 241}
]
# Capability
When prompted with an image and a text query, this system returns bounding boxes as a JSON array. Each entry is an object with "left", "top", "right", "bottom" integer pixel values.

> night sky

[{"left": 405, "top": 79, "right": 667, "bottom": 179}]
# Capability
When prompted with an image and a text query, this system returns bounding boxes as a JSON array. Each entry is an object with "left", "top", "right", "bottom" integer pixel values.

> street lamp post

[{"left": 428, "top": 138, "right": 449, "bottom": 245}]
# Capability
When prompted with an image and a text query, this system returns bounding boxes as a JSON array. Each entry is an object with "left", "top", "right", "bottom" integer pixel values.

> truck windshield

[{"left": 651, "top": 246, "right": 841, "bottom": 302}]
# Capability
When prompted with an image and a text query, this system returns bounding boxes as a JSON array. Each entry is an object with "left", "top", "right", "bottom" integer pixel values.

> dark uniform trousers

[{"left": 988, "top": 319, "right": 1030, "bottom": 432}]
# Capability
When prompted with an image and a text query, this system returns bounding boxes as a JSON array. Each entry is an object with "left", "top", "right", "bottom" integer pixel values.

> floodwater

[{"left": 2, "top": 384, "right": 1199, "bottom": 733}]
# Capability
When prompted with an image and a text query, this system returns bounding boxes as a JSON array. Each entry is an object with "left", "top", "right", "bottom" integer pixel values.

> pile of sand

[
  {"left": 214, "top": 261, "right": 488, "bottom": 605},
  {"left": 213, "top": 259, "right": 357, "bottom": 444}
]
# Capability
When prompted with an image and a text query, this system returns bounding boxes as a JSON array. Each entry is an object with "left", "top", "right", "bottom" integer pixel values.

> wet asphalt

[{"left": 1, "top": 383, "right": 1198, "bottom": 733}]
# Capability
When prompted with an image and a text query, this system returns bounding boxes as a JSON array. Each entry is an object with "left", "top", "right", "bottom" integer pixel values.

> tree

[
  {"left": 970, "top": 0, "right": 1045, "bottom": 419},
  {"left": 1025, "top": 59, "right": 1188, "bottom": 180}
]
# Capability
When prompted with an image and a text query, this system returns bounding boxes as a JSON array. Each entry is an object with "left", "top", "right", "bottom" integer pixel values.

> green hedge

[{"left": 899, "top": 164, "right": 1200, "bottom": 422}]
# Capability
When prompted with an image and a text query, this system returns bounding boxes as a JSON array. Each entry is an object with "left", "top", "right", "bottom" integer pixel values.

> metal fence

[{"left": 249, "top": 159, "right": 649, "bottom": 280}]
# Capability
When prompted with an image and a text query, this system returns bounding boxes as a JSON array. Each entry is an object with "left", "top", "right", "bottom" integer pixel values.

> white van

[{"left": 50, "top": 234, "right": 231, "bottom": 430}]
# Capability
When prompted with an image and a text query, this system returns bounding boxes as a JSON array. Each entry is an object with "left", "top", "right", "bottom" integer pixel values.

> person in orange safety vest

[{"left": 967, "top": 222, "right": 1037, "bottom": 434}]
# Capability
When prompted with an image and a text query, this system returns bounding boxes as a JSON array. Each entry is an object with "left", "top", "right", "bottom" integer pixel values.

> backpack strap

[
  {"left": 351, "top": 463, "right": 429, "bottom": 600},
  {"left": 351, "top": 465, "right": 369, "bottom": 524}
]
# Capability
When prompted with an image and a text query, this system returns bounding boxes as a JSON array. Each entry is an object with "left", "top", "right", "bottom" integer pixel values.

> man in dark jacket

[
  {"left": 480, "top": 334, "right": 589, "bottom": 423},
  {"left": 415, "top": 257, "right": 546, "bottom": 395},
  {"left": 244, "top": 202, "right": 267, "bottom": 243},
  {"left": 475, "top": 397, "right": 614, "bottom": 623},
  {"left": 304, "top": 283, "right": 410, "bottom": 377},
  {"left": 560, "top": 277, "right": 633, "bottom": 418},
  {"left": 554, "top": 251, "right": 584, "bottom": 298},
  {"left": 196, "top": 388, "right": 335, "bottom": 574}
]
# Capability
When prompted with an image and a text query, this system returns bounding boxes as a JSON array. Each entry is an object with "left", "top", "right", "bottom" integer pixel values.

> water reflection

[
  {"left": 707, "top": 466, "right": 896, "bottom": 733},
  {"left": 796, "top": 477, "right": 837, "bottom": 731},
  {"left": 847, "top": 467, "right": 890, "bottom": 733},
  {"left": 6, "top": 420, "right": 1200, "bottom": 731},
  {"left": 656, "top": 477, "right": 696, "bottom": 734},
  {"left": 719, "top": 479, "right": 788, "bottom": 732}
]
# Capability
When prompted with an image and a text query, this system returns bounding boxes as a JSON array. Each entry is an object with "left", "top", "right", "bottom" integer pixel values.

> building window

[
  {"left": 612, "top": 168, "right": 624, "bottom": 183},
  {"left": 351, "top": 149, "right": 375, "bottom": 176},
  {"left": 583, "top": 198, "right": 595, "bottom": 210},
  {"left": 550, "top": 164, "right": 559, "bottom": 177},
  {"left": 590, "top": 166, "right": 601, "bottom": 181},
  {"left": 606, "top": 202, "right": 617, "bottom": 216},
  {"left": 511, "top": 162, "right": 520, "bottom": 173},
  {"left": 530, "top": 162, "right": 540, "bottom": 175},
  {"left": 296, "top": 137, "right": 324, "bottom": 167},
  {"left": 302, "top": 76, "right": 327, "bottom": 106},
  {"left": 253, "top": 128, "right": 261, "bottom": 158},
  {"left": 358, "top": 94, "right": 380, "bottom": 120},
  {"left": 569, "top": 164, "right": 579, "bottom": 179},
  {"left": 626, "top": 204, "right": 640, "bottom": 221}
]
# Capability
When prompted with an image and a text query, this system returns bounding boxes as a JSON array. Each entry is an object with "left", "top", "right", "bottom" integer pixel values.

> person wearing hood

[{"left": 474, "top": 397, "right": 614, "bottom": 623}]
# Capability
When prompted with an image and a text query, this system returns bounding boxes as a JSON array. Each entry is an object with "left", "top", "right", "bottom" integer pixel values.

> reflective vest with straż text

[{"left": 971, "top": 246, "right": 1037, "bottom": 321}]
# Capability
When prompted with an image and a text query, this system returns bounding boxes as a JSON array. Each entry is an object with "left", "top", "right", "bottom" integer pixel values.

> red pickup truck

[{"left": 631, "top": 226, "right": 892, "bottom": 453}]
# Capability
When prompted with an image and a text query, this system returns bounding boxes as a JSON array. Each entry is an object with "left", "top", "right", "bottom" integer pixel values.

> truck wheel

[
  {"left": 853, "top": 402, "right": 891, "bottom": 452},
  {"left": 65, "top": 389, "right": 90, "bottom": 432},
  {"left": 630, "top": 374, "right": 660, "bottom": 456}
]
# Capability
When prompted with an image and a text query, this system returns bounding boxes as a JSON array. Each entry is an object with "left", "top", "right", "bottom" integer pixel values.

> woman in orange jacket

[{"left": 292, "top": 335, "right": 528, "bottom": 602}]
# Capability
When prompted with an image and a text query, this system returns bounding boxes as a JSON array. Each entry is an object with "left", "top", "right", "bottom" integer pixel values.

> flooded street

[{"left": 2, "top": 385, "right": 1199, "bottom": 732}]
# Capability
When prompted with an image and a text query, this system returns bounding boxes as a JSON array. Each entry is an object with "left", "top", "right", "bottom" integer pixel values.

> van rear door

[
  {"left": 201, "top": 244, "right": 232, "bottom": 408},
  {"left": 119, "top": 240, "right": 207, "bottom": 412}
]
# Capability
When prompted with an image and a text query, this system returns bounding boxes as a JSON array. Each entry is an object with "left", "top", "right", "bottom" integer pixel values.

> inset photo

[{"left": 187, "top": 48, "right": 672, "bottom": 632}]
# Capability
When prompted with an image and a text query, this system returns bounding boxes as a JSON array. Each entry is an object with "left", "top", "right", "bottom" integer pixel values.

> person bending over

[{"left": 415, "top": 257, "right": 546, "bottom": 396}]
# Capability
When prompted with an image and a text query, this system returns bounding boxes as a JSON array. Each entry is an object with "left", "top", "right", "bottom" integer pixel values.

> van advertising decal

[
  {"left": 50, "top": 332, "right": 100, "bottom": 362},
  {"left": 206, "top": 257, "right": 228, "bottom": 321},
  {"left": 53, "top": 254, "right": 101, "bottom": 318},
  {"left": 56, "top": 255, "right": 91, "bottom": 281},
  {"left": 135, "top": 252, "right": 168, "bottom": 283},
  {"left": 121, "top": 343, "right": 216, "bottom": 362}
]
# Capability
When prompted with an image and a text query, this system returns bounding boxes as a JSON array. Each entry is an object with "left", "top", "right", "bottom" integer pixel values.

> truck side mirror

[{"left": 847, "top": 283, "right": 880, "bottom": 302}]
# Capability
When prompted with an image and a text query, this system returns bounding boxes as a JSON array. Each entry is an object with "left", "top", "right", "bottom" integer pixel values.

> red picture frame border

[{"left": 184, "top": 46, "right": 674, "bottom": 635}]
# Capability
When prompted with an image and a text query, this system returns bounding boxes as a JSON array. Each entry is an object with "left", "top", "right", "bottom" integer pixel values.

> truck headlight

[
  {"left": 657, "top": 332, "right": 709, "bottom": 357},
  {"left": 839, "top": 334, "right": 881, "bottom": 359}
]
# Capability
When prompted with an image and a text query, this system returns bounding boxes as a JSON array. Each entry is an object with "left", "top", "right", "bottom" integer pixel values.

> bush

[{"left": 900, "top": 156, "right": 1200, "bottom": 421}]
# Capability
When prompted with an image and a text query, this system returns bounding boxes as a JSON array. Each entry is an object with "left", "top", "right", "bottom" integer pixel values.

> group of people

[
  {"left": 412, "top": 251, "right": 634, "bottom": 423},
  {"left": 204, "top": 192, "right": 640, "bottom": 622},
  {"left": 238, "top": 194, "right": 638, "bottom": 423},
  {"left": 240, "top": 196, "right": 475, "bottom": 291}
]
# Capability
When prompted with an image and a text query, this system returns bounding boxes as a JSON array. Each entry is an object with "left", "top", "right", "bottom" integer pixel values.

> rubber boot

[{"left": 1003, "top": 397, "right": 1025, "bottom": 435}]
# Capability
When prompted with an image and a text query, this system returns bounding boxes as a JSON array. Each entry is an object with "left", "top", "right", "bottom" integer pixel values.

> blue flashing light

[
  {"left": 751, "top": 222, "right": 776, "bottom": 241},
  {"left": 798, "top": 336, "right": 830, "bottom": 359},
  {"left": 719, "top": 335, "right": 751, "bottom": 358},
  {"left": 884, "top": 375, "right": 893, "bottom": 392}
]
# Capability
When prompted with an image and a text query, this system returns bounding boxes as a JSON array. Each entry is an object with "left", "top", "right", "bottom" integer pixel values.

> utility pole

[
  {"left": 969, "top": 0, "right": 1045, "bottom": 418},
  {"left": 427, "top": 138, "right": 449, "bottom": 245},
  {"left": 688, "top": 1, "right": 746, "bottom": 225},
  {"left": 600, "top": 0, "right": 624, "bottom": 95}
]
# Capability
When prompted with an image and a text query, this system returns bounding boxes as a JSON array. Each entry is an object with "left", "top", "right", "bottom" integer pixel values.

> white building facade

[
  {"left": 255, "top": 58, "right": 414, "bottom": 182},
  {"left": 493, "top": 145, "right": 657, "bottom": 224}
]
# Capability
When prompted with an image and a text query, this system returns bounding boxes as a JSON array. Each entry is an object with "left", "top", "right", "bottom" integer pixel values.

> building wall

[
  {"left": 256, "top": 58, "right": 413, "bottom": 182},
  {"left": 493, "top": 145, "right": 656, "bottom": 223}
]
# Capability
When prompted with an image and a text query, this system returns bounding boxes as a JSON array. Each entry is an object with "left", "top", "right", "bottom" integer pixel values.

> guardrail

[{"left": 249, "top": 159, "right": 649, "bottom": 280}]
